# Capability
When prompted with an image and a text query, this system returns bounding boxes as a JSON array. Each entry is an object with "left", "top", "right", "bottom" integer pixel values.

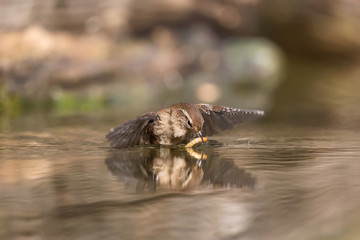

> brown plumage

[{"left": 106, "top": 103, "right": 264, "bottom": 148}]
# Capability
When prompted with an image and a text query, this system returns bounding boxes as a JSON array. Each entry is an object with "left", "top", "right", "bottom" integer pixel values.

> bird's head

[{"left": 179, "top": 103, "right": 205, "bottom": 142}]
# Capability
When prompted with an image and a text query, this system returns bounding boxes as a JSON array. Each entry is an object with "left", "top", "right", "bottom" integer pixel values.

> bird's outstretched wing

[
  {"left": 196, "top": 104, "right": 264, "bottom": 136},
  {"left": 106, "top": 112, "right": 157, "bottom": 148}
]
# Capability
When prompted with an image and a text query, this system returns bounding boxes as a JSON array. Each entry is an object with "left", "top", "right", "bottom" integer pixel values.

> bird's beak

[{"left": 197, "top": 131, "right": 204, "bottom": 143}]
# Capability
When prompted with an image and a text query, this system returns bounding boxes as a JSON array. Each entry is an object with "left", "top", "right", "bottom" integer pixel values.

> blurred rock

[
  {"left": 223, "top": 38, "right": 283, "bottom": 90},
  {"left": 0, "top": 22, "right": 282, "bottom": 112},
  {"left": 0, "top": 26, "right": 117, "bottom": 98}
]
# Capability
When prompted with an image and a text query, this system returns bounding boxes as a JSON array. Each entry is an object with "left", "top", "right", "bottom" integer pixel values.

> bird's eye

[{"left": 187, "top": 120, "right": 192, "bottom": 127}]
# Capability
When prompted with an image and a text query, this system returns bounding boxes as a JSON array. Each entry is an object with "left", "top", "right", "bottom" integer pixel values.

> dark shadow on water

[{"left": 105, "top": 145, "right": 256, "bottom": 192}]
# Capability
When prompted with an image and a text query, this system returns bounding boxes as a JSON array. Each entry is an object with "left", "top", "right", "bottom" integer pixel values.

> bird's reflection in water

[{"left": 105, "top": 147, "right": 255, "bottom": 192}]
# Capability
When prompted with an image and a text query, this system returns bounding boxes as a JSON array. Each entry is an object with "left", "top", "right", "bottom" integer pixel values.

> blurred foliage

[
  {"left": 0, "top": 85, "right": 110, "bottom": 118},
  {"left": 0, "top": 87, "right": 22, "bottom": 117},
  {"left": 52, "top": 91, "right": 110, "bottom": 114},
  {"left": 0, "top": 86, "right": 54, "bottom": 118}
]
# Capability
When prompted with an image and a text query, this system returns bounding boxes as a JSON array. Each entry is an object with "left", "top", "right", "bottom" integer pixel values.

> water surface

[{"left": 1, "top": 118, "right": 360, "bottom": 240}]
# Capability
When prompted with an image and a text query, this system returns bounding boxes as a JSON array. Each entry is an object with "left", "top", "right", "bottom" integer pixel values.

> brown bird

[{"left": 106, "top": 103, "right": 264, "bottom": 148}]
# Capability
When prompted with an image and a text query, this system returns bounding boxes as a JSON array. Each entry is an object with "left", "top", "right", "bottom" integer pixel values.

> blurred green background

[{"left": 1, "top": 0, "right": 360, "bottom": 128}]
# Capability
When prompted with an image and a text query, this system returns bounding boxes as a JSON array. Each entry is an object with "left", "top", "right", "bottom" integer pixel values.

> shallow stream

[{"left": 1, "top": 116, "right": 359, "bottom": 240}]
